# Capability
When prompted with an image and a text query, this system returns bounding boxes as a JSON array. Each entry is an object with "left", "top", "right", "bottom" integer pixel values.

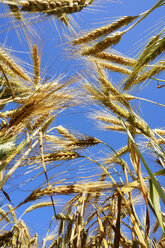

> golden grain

[
  {"left": 94, "top": 52, "right": 136, "bottom": 66},
  {"left": 124, "top": 37, "right": 165, "bottom": 90},
  {"left": 0, "top": 208, "right": 10, "bottom": 222},
  {"left": 0, "top": 48, "right": 30, "bottom": 81},
  {"left": 17, "top": 0, "right": 95, "bottom": 15},
  {"left": 96, "top": 60, "right": 132, "bottom": 75},
  {"left": 73, "top": 16, "right": 138, "bottom": 45},
  {"left": 56, "top": 125, "right": 77, "bottom": 141},
  {"left": 134, "top": 60, "right": 165, "bottom": 85},
  {"left": 82, "top": 31, "right": 123, "bottom": 56},
  {"left": 33, "top": 44, "right": 40, "bottom": 85}
]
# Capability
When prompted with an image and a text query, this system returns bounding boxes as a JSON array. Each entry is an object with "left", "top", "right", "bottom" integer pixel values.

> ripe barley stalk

[
  {"left": 73, "top": 15, "right": 139, "bottom": 45},
  {"left": 82, "top": 31, "right": 123, "bottom": 56}
]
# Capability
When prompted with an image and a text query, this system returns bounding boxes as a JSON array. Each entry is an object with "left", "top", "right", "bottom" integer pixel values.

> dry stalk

[
  {"left": 73, "top": 15, "right": 138, "bottom": 45},
  {"left": 28, "top": 233, "right": 38, "bottom": 247},
  {"left": 39, "top": 130, "right": 56, "bottom": 217},
  {"left": 0, "top": 64, "right": 15, "bottom": 99}
]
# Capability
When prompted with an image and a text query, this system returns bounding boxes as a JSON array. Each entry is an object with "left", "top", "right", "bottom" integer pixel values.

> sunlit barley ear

[
  {"left": 25, "top": 201, "right": 60, "bottom": 213},
  {"left": 0, "top": 47, "right": 30, "bottom": 81},
  {"left": 11, "top": 220, "right": 31, "bottom": 246},
  {"left": 92, "top": 65, "right": 131, "bottom": 110},
  {"left": 0, "top": 79, "right": 75, "bottom": 138},
  {"left": 132, "top": 59, "right": 165, "bottom": 87},
  {"left": 124, "top": 33, "right": 165, "bottom": 90},
  {"left": 8, "top": 205, "right": 17, "bottom": 223},
  {"left": 2, "top": 0, "right": 95, "bottom": 21},
  {"left": 67, "top": 136, "right": 100, "bottom": 149},
  {"left": 94, "top": 59, "right": 132, "bottom": 75},
  {"left": 0, "top": 208, "right": 10, "bottom": 223},
  {"left": 94, "top": 51, "right": 136, "bottom": 66},
  {"left": 56, "top": 125, "right": 77, "bottom": 141},
  {"left": 81, "top": 31, "right": 123, "bottom": 56},
  {"left": 32, "top": 44, "right": 40, "bottom": 86},
  {"left": 72, "top": 15, "right": 139, "bottom": 45}
]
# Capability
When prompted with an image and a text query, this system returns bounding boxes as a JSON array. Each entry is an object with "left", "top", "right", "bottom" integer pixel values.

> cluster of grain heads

[
  {"left": 0, "top": 47, "right": 30, "bottom": 81},
  {"left": 0, "top": 205, "right": 38, "bottom": 247},
  {"left": 73, "top": 15, "right": 139, "bottom": 45},
  {"left": 2, "top": 0, "right": 95, "bottom": 18},
  {"left": 81, "top": 31, "right": 123, "bottom": 56},
  {"left": 0, "top": 79, "right": 75, "bottom": 138},
  {"left": 56, "top": 125, "right": 100, "bottom": 148},
  {"left": 85, "top": 68, "right": 156, "bottom": 139},
  {"left": 0, "top": 1, "right": 164, "bottom": 247},
  {"left": 124, "top": 31, "right": 165, "bottom": 90}
]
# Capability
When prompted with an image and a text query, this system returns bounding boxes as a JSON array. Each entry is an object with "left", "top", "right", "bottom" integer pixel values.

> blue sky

[{"left": 0, "top": 0, "right": 165, "bottom": 245}]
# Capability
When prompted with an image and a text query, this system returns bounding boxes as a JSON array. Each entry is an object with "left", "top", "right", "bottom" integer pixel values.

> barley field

[{"left": 0, "top": 0, "right": 165, "bottom": 247}]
